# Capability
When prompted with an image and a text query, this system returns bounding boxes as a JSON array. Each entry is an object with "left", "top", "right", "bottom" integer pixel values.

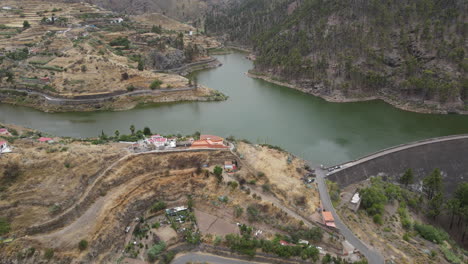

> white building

[
  {"left": 167, "top": 138, "right": 177, "bottom": 148},
  {"left": 0, "top": 141, "right": 12, "bottom": 153}
]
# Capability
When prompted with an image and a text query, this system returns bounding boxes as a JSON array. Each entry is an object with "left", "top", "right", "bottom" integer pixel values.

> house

[
  {"left": 224, "top": 161, "right": 237, "bottom": 172},
  {"left": 0, "top": 128, "right": 11, "bottom": 136},
  {"left": 38, "top": 137, "right": 54, "bottom": 143},
  {"left": 190, "top": 135, "right": 229, "bottom": 149},
  {"left": 165, "top": 206, "right": 188, "bottom": 216},
  {"left": 0, "top": 141, "right": 12, "bottom": 153},
  {"left": 321, "top": 211, "right": 336, "bottom": 228},
  {"left": 40, "top": 77, "right": 50, "bottom": 82},
  {"left": 147, "top": 135, "right": 168, "bottom": 149},
  {"left": 167, "top": 138, "right": 177, "bottom": 148},
  {"left": 2, "top": 6, "right": 12, "bottom": 10},
  {"left": 349, "top": 192, "right": 361, "bottom": 212},
  {"left": 111, "top": 18, "right": 124, "bottom": 24}
]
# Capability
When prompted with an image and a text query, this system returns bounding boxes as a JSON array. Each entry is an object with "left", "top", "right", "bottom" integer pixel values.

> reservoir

[{"left": 1, "top": 52, "right": 468, "bottom": 165}]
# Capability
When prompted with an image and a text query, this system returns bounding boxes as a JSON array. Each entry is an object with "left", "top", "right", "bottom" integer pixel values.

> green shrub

[
  {"left": 414, "top": 222, "right": 449, "bottom": 244},
  {"left": 373, "top": 214, "right": 383, "bottom": 225},
  {"left": 78, "top": 240, "right": 88, "bottom": 251},
  {"left": 44, "top": 248, "right": 54, "bottom": 259},
  {"left": 150, "top": 201, "right": 166, "bottom": 212},
  {"left": 147, "top": 241, "right": 166, "bottom": 262},
  {"left": 440, "top": 244, "right": 462, "bottom": 264},
  {"left": 150, "top": 79, "right": 163, "bottom": 90},
  {"left": 403, "top": 233, "right": 410, "bottom": 241},
  {"left": 0, "top": 217, "right": 10, "bottom": 235},
  {"left": 109, "top": 37, "right": 130, "bottom": 48}
]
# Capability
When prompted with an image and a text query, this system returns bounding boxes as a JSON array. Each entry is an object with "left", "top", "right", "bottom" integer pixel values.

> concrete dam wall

[{"left": 327, "top": 135, "right": 468, "bottom": 196}]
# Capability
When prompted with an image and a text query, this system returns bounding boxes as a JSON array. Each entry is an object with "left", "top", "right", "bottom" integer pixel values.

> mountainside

[
  {"left": 206, "top": 0, "right": 468, "bottom": 113},
  {"left": 62, "top": 0, "right": 230, "bottom": 22}
]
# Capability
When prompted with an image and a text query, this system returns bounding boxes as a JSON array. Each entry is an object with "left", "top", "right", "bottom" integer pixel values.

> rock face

[{"left": 147, "top": 49, "right": 186, "bottom": 70}]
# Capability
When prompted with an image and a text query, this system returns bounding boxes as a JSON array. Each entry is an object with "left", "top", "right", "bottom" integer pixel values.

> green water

[{"left": 1, "top": 52, "right": 468, "bottom": 165}]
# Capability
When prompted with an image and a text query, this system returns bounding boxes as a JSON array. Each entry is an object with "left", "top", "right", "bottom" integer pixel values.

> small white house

[
  {"left": 167, "top": 138, "right": 177, "bottom": 148},
  {"left": 111, "top": 18, "right": 124, "bottom": 24},
  {"left": 0, "top": 141, "right": 12, "bottom": 153},
  {"left": 2, "top": 6, "right": 12, "bottom": 10}
]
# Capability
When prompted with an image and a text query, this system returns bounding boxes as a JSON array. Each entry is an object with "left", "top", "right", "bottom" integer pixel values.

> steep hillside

[
  {"left": 62, "top": 0, "right": 230, "bottom": 22},
  {"left": 206, "top": 0, "right": 468, "bottom": 113}
]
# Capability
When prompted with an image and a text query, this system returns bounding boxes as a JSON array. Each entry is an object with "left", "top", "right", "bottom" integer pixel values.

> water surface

[{"left": 2, "top": 53, "right": 468, "bottom": 165}]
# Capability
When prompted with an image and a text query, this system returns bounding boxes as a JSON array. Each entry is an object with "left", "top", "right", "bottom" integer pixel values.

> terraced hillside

[{"left": 0, "top": 0, "right": 224, "bottom": 112}]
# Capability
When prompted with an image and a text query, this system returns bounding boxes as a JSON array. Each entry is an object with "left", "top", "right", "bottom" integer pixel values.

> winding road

[
  {"left": 0, "top": 87, "right": 194, "bottom": 103},
  {"left": 315, "top": 167, "right": 385, "bottom": 264},
  {"left": 172, "top": 252, "right": 269, "bottom": 264}
]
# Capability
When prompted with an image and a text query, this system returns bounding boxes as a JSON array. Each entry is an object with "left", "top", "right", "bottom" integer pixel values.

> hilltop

[{"left": 206, "top": 0, "right": 468, "bottom": 114}]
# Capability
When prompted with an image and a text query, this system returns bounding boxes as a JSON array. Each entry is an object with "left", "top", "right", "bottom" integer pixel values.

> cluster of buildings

[{"left": 134, "top": 134, "right": 230, "bottom": 151}]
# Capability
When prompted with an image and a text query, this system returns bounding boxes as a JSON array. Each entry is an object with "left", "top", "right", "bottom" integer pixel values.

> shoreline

[
  {"left": 0, "top": 86, "right": 227, "bottom": 113},
  {"left": 247, "top": 72, "right": 468, "bottom": 115}
]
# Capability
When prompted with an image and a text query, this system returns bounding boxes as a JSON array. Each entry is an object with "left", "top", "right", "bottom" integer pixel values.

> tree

[
  {"left": 23, "top": 20, "right": 30, "bottom": 29},
  {"left": 360, "top": 185, "right": 388, "bottom": 216},
  {"left": 81, "top": 65, "right": 87, "bottom": 72},
  {"left": 400, "top": 168, "right": 414, "bottom": 187},
  {"left": 130, "top": 125, "right": 135, "bottom": 135},
  {"left": 137, "top": 60, "right": 144, "bottom": 71},
  {"left": 445, "top": 198, "right": 460, "bottom": 229},
  {"left": 427, "top": 192, "right": 444, "bottom": 219},
  {"left": 78, "top": 240, "right": 88, "bottom": 251},
  {"left": 114, "top": 130, "right": 120, "bottom": 139},
  {"left": 143, "top": 127, "right": 152, "bottom": 136},
  {"left": 213, "top": 166, "right": 223, "bottom": 183},
  {"left": 150, "top": 79, "right": 163, "bottom": 90},
  {"left": 423, "top": 168, "right": 443, "bottom": 200},
  {"left": 100, "top": 130, "right": 108, "bottom": 140},
  {"left": 193, "top": 131, "right": 201, "bottom": 140},
  {"left": 151, "top": 25, "right": 162, "bottom": 34}
]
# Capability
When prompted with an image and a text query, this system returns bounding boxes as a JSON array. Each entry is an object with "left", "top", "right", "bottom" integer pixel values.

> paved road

[
  {"left": 172, "top": 252, "right": 269, "bottom": 264},
  {"left": 0, "top": 87, "right": 194, "bottom": 103},
  {"left": 315, "top": 168, "right": 384, "bottom": 264}
]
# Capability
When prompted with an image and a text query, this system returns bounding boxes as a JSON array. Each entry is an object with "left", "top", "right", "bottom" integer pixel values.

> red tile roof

[
  {"left": 190, "top": 140, "right": 229, "bottom": 149},
  {"left": 0, "top": 141, "right": 6, "bottom": 145},
  {"left": 200, "top": 135, "right": 223, "bottom": 142},
  {"left": 38, "top": 137, "right": 53, "bottom": 142},
  {"left": 322, "top": 211, "right": 334, "bottom": 222}
]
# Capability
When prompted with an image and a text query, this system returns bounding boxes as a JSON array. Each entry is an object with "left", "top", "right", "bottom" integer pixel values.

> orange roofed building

[
  {"left": 321, "top": 211, "right": 336, "bottom": 228},
  {"left": 190, "top": 135, "right": 229, "bottom": 149}
]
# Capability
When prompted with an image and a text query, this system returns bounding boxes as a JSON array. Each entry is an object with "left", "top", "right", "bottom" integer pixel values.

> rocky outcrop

[{"left": 147, "top": 49, "right": 186, "bottom": 70}]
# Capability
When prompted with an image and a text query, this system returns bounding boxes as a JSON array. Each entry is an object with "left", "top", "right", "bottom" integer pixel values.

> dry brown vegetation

[
  {"left": 0, "top": 129, "right": 322, "bottom": 263},
  {"left": 236, "top": 142, "right": 320, "bottom": 217},
  {"left": 0, "top": 0, "right": 223, "bottom": 112}
]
